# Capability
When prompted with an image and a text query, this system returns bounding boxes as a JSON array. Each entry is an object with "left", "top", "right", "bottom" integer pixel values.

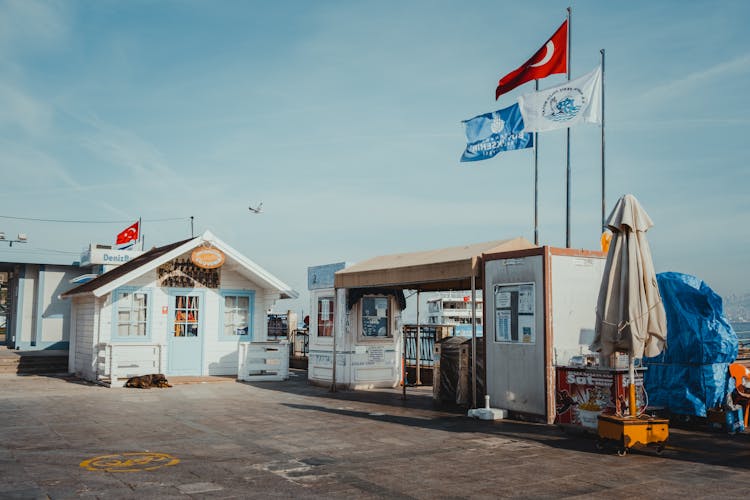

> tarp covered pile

[{"left": 643, "top": 272, "right": 738, "bottom": 417}]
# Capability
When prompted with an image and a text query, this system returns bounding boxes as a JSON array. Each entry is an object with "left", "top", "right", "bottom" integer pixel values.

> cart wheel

[
  {"left": 655, "top": 443, "right": 665, "bottom": 455},
  {"left": 595, "top": 439, "right": 605, "bottom": 451},
  {"left": 617, "top": 447, "right": 628, "bottom": 457}
]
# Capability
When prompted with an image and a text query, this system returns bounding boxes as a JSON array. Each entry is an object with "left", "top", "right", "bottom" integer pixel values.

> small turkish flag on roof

[
  {"left": 495, "top": 20, "right": 568, "bottom": 100},
  {"left": 116, "top": 221, "right": 139, "bottom": 245}
]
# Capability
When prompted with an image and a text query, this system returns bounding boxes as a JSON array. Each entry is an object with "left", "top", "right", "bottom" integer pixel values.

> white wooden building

[{"left": 61, "top": 231, "right": 297, "bottom": 385}]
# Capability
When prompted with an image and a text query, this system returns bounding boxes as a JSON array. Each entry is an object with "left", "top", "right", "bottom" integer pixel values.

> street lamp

[{"left": 0, "top": 232, "right": 28, "bottom": 247}]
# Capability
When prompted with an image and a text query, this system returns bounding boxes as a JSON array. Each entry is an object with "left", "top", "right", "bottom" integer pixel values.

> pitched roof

[
  {"left": 61, "top": 231, "right": 298, "bottom": 299},
  {"left": 61, "top": 238, "right": 192, "bottom": 297}
]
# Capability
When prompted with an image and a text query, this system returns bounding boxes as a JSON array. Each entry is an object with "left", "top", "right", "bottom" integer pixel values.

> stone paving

[{"left": 1, "top": 371, "right": 749, "bottom": 499}]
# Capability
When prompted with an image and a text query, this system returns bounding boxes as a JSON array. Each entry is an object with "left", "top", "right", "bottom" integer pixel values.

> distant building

[
  {"left": 0, "top": 251, "right": 94, "bottom": 350},
  {"left": 425, "top": 292, "right": 483, "bottom": 336}
]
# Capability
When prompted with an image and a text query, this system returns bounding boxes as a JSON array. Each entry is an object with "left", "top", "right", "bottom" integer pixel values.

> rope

[{"left": 597, "top": 298, "right": 663, "bottom": 333}]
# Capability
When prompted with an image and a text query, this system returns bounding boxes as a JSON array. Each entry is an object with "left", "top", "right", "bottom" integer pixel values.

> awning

[{"left": 334, "top": 237, "right": 536, "bottom": 291}]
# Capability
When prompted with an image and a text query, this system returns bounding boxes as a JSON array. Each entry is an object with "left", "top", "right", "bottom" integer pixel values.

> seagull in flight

[{"left": 248, "top": 202, "right": 263, "bottom": 214}]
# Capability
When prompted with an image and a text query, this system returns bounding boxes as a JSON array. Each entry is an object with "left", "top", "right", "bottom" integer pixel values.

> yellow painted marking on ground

[{"left": 80, "top": 452, "right": 179, "bottom": 472}]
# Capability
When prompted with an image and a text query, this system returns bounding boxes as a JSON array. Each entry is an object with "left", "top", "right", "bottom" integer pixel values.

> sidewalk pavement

[{"left": 1, "top": 370, "right": 749, "bottom": 499}]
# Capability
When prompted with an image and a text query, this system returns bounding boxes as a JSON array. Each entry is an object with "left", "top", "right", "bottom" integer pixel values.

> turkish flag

[
  {"left": 116, "top": 221, "right": 139, "bottom": 245},
  {"left": 495, "top": 20, "right": 567, "bottom": 100}
]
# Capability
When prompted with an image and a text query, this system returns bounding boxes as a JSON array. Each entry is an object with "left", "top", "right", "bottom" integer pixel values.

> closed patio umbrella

[{"left": 592, "top": 194, "right": 667, "bottom": 416}]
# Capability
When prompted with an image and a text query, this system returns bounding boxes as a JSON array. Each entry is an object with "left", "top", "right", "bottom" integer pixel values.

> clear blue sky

[{"left": 1, "top": 0, "right": 748, "bottom": 314}]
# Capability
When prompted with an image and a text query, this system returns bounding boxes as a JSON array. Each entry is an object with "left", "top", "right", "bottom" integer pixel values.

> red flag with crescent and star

[
  {"left": 116, "top": 221, "right": 139, "bottom": 245},
  {"left": 495, "top": 20, "right": 568, "bottom": 100}
]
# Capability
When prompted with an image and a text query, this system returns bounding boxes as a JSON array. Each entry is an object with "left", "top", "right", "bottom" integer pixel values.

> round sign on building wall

[{"left": 191, "top": 246, "right": 225, "bottom": 269}]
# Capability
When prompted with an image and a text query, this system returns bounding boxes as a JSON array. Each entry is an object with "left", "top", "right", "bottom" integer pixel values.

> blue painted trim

[
  {"left": 218, "top": 289, "right": 255, "bottom": 342},
  {"left": 111, "top": 286, "right": 154, "bottom": 342},
  {"left": 15, "top": 340, "right": 69, "bottom": 350},
  {"left": 166, "top": 289, "right": 205, "bottom": 375},
  {"left": 33, "top": 264, "right": 45, "bottom": 347},
  {"left": 13, "top": 265, "right": 26, "bottom": 350},
  {"left": 44, "top": 314, "right": 65, "bottom": 319}
]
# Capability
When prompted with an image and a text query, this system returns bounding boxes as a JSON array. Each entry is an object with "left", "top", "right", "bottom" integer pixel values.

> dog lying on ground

[{"left": 124, "top": 373, "right": 172, "bottom": 389}]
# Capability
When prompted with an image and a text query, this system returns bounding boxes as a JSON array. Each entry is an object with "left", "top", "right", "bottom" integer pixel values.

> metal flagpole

[
  {"left": 534, "top": 79, "right": 539, "bottom": 245},
  {"left": 190, "top": 216, "right": 194, "bottom": 238},
  {"left": 565, "top": 6, "right": 572, "bottom": 248},
  {"left": 139, "top": 217, "right": 144, "bottom": 250},
  {"left": 600, "top": 49, "right": 606, "bottom": 229},
  {"left": 471, "top": 272, "right": 477, "bottom": 409}
]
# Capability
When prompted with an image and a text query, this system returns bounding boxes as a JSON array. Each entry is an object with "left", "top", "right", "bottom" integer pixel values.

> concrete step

[{"left": 0, "top": 352, "right": 69, "bottom": 375}]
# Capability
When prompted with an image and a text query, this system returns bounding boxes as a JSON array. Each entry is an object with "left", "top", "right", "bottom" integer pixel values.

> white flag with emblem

[{"left": 518, "top": 65, "right": 602, "bottom": 133}]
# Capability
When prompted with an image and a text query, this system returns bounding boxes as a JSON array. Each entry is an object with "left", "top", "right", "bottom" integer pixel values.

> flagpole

[
  {"left": 534, "top": 79, "right": 539, "bottom": 246},
  {"left": 600, "top": 48, "right": 606, "bottom": 229},
  {"left": 565, "top": 6, "right": 572, "bottom": 248},
  {"left": 139, "top": 216, "right": 143, "bottom": 251}
]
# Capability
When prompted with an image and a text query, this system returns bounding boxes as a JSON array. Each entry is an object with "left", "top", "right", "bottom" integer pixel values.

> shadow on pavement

[{"left": 278, "top": 398, "right": 750, "bottom": 471}]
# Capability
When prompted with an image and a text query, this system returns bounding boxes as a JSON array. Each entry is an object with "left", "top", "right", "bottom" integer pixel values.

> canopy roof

[{"left": 334, "top": 237, "right": 536, "bottom": 291}]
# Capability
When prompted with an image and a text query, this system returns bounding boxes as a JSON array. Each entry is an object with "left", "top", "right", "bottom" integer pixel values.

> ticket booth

[
  {"left": 315, "top": 237, "right": 536, "bottom": 392},
  {"left": 307, "top": 263, "right": 345, "bottom": 386},
  {"left": 483, "top": 247, "right": 606, "bottom": 423},
  {"left": 308, "top": 262, "right": 404, "bottom": 389}
]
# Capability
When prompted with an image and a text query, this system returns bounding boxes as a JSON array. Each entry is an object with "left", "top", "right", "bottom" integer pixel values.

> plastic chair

[{"left": 729, "top": 363, "right": 750, "bottom": 429}]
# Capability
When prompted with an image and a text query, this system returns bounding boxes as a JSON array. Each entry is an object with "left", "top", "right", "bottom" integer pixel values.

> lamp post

[{"left": 0, "top": 233, "right": 28, "bottom": 247}]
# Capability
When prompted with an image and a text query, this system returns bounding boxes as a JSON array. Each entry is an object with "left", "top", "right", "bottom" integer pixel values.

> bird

[{"left": 248, "top": 202, "right": 263, "bottom": 214}]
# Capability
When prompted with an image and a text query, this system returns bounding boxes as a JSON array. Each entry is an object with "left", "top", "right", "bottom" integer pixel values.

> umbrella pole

[{"left": 628, "top": 356, "right": 637, "bottom": 417}]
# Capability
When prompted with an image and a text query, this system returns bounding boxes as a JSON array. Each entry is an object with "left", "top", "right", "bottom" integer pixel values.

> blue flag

[{"left": 460, "top": 103, "right": 533, "bottom": 162}]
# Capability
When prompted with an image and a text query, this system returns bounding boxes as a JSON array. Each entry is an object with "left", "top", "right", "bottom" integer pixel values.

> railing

[
  {"left": 96, "top": 343, "right": 164, "bottom": 387},
  {"left": 403, "top": 324, "right": 454, "bottom": 368},
  {"left": 238, "top": 341, "right": 290, "bottom": 381},
  {"left": 290, "top": 329, "right": 309, "bottom": 359}
]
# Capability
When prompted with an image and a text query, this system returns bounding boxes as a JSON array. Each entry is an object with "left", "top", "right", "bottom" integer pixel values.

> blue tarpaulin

[{"left": 643, "top": 272, "right": 738, "bottom": 417}]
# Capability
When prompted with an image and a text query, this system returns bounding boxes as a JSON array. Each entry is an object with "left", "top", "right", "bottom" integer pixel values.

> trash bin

[{"left": 433, "top": 336, "right": 484, "bottom": 406}]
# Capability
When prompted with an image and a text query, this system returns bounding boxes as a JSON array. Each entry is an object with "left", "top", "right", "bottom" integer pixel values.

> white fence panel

[
  {"left": 238, "top": 341, "right": 289, "bottom": 382},
  {"left": 97, "top": 343, "right": 164, "bottom": 387}
]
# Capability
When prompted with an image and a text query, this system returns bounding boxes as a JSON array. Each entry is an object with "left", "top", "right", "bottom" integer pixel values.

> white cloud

[
  {"left": 638, "top": 52, "right": 750, "bottom": 103},
  {"left": 0, "top": 82, "right": 53, "bottom": 135},
  {"left": 0, "top": 0, "right": 70, "bottom": 56}
]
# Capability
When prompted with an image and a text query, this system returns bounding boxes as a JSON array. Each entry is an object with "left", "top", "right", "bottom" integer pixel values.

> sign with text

[
  {"left": 80, "top": 247, "right": 143, "bottom": 267},
  {"left": 191, "top": 247, "right": 225, "bottom": 269}
]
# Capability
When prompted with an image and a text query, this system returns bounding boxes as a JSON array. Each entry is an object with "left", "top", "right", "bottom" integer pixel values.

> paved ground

[{"left": 1, "top": 371, "right": 749, "bottom": 499}]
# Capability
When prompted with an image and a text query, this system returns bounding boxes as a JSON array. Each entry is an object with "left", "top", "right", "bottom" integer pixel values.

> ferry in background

[{"left": 426, "top": 292, "right": 483, "bottom": 337}]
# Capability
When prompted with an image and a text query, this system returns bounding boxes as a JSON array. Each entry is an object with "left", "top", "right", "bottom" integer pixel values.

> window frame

[
  {"left": 111, "top": 286, "right": 152, "bottom": 342},
  {"left": 218, "top": 290, "right": 255, "bottom": 341},
  {"left": 358, "top": 295, "right": 393, "bottom": 340},
  {"left": 316, "top": 295, "right": 335, "bottom": 338}
]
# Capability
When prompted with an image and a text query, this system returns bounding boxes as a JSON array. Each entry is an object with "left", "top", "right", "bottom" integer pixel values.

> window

[
  {"left": 494, "top": 283, "right": 535, "bottom": 344},
  {"left": 220, "top": 291, "right": 254, "bottom": 340},
  {"left": 317, "top": 296, "right": 334, "bottom": 337},
  {"left": 114, "top": 289, "right": 149, "bottom": 339},
  {"left": 174, "top": 295, "right": 200, "bottom": 337},
  {"left": 361, "top": 296, "right": 390, "bottom": 338},
  {"left": 224, "top": 295, "right": 250, "bottom": 337}
]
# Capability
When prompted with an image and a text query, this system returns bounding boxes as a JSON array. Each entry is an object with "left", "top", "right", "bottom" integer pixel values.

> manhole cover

[{"left": 80, "top": 452, "right": 180, "bottom": 472}]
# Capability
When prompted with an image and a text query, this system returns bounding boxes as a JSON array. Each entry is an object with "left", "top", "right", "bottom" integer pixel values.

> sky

[{"left": 0, "top": 0, "right": 748, "bottom": 315}]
